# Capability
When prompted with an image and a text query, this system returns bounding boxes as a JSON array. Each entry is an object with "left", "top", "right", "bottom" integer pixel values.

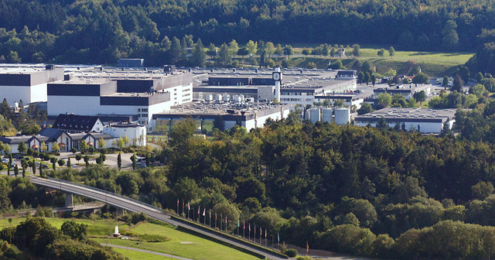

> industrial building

[
  {"left": 47, "top": 67, "right": 193, "bottom": 131},
  {"left": 193, "top": 68, "right": 356, "bottom": 106},
  {"left": 373, "top": 84, "right": 432, "bottom": 100},
  {"left": 314, "top": 94, "right": 365, "bottom": 109},
  {"left": 0, "top": 64, "right": 64, "bottom": 105},
  {"left": 152, "top": 103, "right": 290, "bottom": 132},
  {"left": 354, "top": 107, "right": 456, "bottom": 133},
  {"left": 52, "top": 114, "right": 104, "bottom": 133}
]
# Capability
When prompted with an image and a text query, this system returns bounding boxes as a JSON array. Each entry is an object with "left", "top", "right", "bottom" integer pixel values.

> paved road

[
  {"left": 101, "top": 243, "right": 192, "bottom": 260},
  {"left": 30, "top": 176, "right": 286, "bottom": 260}
]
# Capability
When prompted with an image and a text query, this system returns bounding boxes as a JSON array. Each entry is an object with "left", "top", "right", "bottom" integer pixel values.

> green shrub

[{"left": 285, "top": 248, "right": 298, "bottom": 257}]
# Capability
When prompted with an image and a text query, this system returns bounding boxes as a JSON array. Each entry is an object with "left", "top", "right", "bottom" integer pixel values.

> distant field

[
  {"left": 111, "top": 247, "right": 177, "bottom": 260},
  {"left": 0, "top": 217, "right": 259, "bottom": 260},
  {"left": 289, "top": 46, "right": 473, "bottom": 77}
]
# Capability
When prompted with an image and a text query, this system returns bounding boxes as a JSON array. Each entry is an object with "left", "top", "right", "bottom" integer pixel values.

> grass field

[
  {"left": 0, "top": 218, "right": 259, "bottom": 260},
  {"left": 111, "top": 247, "right": 177, "bottom": 260},
  {"left": 289, "top": 46, "right": 473, "bottom": 77}
]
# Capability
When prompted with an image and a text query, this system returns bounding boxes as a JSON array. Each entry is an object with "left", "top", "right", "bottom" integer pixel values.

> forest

[{"left": 0, "top": 0, "right": 495, "bottom": 74}]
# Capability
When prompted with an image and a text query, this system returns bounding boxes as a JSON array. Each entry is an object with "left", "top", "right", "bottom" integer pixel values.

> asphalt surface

[
  {"left": 30, "top": 176, "right": 286, "bottom": 260},
  {"left": 101, "top": 243, "right": 192, "bottom": 260}
]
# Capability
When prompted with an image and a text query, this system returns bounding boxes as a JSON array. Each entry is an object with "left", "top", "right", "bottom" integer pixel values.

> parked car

[{"left": 13, "top": 154, "right": 23, "bottom": 159}]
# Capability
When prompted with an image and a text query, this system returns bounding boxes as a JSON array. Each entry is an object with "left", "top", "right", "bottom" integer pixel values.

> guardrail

[{"left": 31, "top": 176, "right": 165, "bottom": 213}]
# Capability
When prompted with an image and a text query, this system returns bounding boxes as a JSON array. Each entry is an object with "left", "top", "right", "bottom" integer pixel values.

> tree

[
  {"left": 442, "top": 20, "right": 459, "bottom": 50},
  {"left": 275, "top": 44, "right": 283, "bottom": 56},
  {"left": 302, "top": 48, "right": 310, "bottom": 58},
  {"left": 14, "top": 164, "right": 18, "bottom": 177},
  {"left": 7, "top": 51, "right": 21, "bottom": 63},
  {"left": 265, "top": 42, "right": 275, "bottom": 59},
  {"left": 471, "top": 181, "right": 494, "bottom": 200},
  {"left": 32, "top": 158, "right": 36, "bottom": 175},
  {"left": 330, "top": 60, "right": 343, "bottom": 70},
  {"left": 377, "top": 49, "right": 385, "bottom": 57},
  {"left": 192, "top": 38, "right": 206, "bottom": 67},
  {"left": 307, "top": 62, "right": 316, "bottom": 69},
  {"left": 75, "top": 154, "right": 82, "bottom": 163},
  {"left": 67, "top": 158, "right": 71, "bottom": 168},
  {"left": 18, "top": 141, "right": 26, "bottom": 154},
  {"left": 246, "top": 40, "right": 257, "bottom": 56},
  {"left": 117, "top": 153, "right": 122, "bottom": 170},
  {"left": 170, "top": 37, "right": 181, "bottom": 63},
  {"left": 131, "top": 155, "right": 137, "bottom": 170},
  {"left": 58, "top": 159, "right": 65, "bottom": 167},
  {"left": 357, "top": 103, "right": 373, "bottom": 115},
  {"left": 61, "top": 220, "right": 87, "bottom": 241},
  {"left": 122, "top": 135, "right": 130, "bottom": 147},
  {"left": 376, "top": 117, "right": 389, "bottom": 129},
  {"left": 229, "top": 40, "right": 239, "bottom": 57},
  {"left": 97, "top": 138, "right": 106, "bottom": 149},
  {"left": 237, "top": 47, "right": 249, "bottom": 59},
  {"left": 378, "top": 93, "right": 392, "bottom": 107},
  {"left": 116, "top": 138, "right": 125, "bottom": 150},
  {"left": 83, "top": 156, "right": 89, "bottom": 168},
  {"left": 213, "top": 115, "right": 225, "bottom": 131},
  {"left": 283, "top": 45, "right": 293, "bottom": 56},
  {"left": 442, "top": 76, "right": 449, "bottom": 88},
  {"left": 452, "top": 75, "right": 464, "bottom": 92},
  {"left": 352, "top": 44, "right": 360, "bottom": 57},
  {"left": 413, "top": 91, "right": 427, "bottom": 104},
  {"left": 207, "top": 43, "right": 217, "bottom": 59},
  {"left": 412, "top": 73, "right": 430, "bottom": 84},
  {"left": 388, "top": 46, "right": 395, "bottom": 56},
  {"left": 52, "top": 142, "right": 60, "bottom": 153},
  {"left": 475, "top": 72, "right": 484, "bottom": 83},
  {"left": 79, "top": 141, "right": 87, "bottom": 152},
  {"left": 5, "top": 144, "right": 11, "bottom": 154}
]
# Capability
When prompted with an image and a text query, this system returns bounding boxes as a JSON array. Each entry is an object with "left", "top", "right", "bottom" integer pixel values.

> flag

[
  {"left": 254, "top": 225, "right": 256, "bottom": 235},
  {"left": 225, "top": 216, "right": 228, "bottom": 224},
  {"left": 203, "top": 209, "right": 205, "bottom": 216},
  {"left": 306, "top": 242, "right": 309, "bottom": 252},
  {"left": 188, "top": 202, "right": 190, "bottom": 210},
  {"left": 238, "top": 219, "right": 240, "bottom": 227},
  {"left": 265, "top": 228, "right": 267, "bottom": 238},
  {"left": 209, "top": 210, "right": 211, "bottom": 219},
  {"left": 215, "top": 213, "right": 217, "bottom": 220},
  {"left": 260, "top": 226, "right": 262, "bottom": 235},
  {"left": 177, "top": 198, "right": 179, "bottom": 206},
  {"left": 374, "top": 65, "right": 376, "bottom": 72},
  {"left": 277, "top": 233, "right": 279, "bottom": 242},
  {"left": 243, "top": 222, "right": 245, "bottom": 229},
  {"left": 198, "top": 206, "right": 200, "bottom": 215},
  {"left": 182, "top": 200, "right": 184, "bottom": 209},
  {"left": 249, "top": 223, "right": 251, "bottom": 231}
]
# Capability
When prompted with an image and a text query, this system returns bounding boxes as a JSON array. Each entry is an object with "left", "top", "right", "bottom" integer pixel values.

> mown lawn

[
  {"left": 0, "top": 218, "right": 259, "bottom": 260},
  {"left": 110, "top": 247, "right": 177, "bottom": 260}
]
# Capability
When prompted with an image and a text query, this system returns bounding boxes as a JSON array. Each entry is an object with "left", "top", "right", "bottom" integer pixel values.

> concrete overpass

[{"left": 30, "top": 176, "right": 286, "bottom": 260}]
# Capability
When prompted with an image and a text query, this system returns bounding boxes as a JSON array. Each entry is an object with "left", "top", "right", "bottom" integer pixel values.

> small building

[
  {"left": 373, "top": 84, "right": 432, "bottom": 100},
  {"left": 103, "top": 122, "right": 147, "bottom": 146},
  {"left": 117, "top": 59, "right": 144, "bottom": 68},
  {"left": 336, "top": 70, "right": 357, "bottom": 79},
  {"left": 354, "top": 107, "right": 456, "bottom": 133},
  {"left": 52, "top": 114, "right": 103, "bottom": 133}
]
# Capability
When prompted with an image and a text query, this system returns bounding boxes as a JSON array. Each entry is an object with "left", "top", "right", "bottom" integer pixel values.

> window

[
  {"left": 142, "top": 108, "right": 148, "bottom": 112},
  {"left": 138, "top": 108, "right": 141, "bottom": 112}
]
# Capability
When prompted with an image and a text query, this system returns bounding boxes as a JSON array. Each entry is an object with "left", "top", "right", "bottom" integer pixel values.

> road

[
  {"left": 101, "top": 244, "right": 193, "bottom": 260},
  {"left": 30, "top": 176, "right": 286, "bottom": 260}
]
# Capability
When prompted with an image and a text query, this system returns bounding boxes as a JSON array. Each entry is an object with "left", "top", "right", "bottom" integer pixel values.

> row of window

[{"left": 138, "top": 108, "right": 148, "bottom": 112}]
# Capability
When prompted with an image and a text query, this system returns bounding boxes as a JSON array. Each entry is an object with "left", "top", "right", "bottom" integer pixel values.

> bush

[{"left": 285, "top": 248, "right": 298, "bottom": 257}]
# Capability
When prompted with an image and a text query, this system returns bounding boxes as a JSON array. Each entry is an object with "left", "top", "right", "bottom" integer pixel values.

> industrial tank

[
  {"left": 223, "top": 94, "right": 230, "bottom": 102},
  {"left": 334, "top": 107, "right": 351, "bottom": 125},
  {"left": 215, "top": 94, "right": 223, "bottom": 102},
  {"left": 309, "top": 108, "right": 321, "bottom": 124},
  {"left": 205, "top": 94, "right": 213, "bottom": 102},
  {"left": 322, "top": 108, "right": 333, "bottom": 123}
]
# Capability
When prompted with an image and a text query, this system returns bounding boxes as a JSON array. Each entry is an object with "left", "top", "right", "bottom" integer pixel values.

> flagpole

[
  {"left": 209, "top": 210, "right": 211, "bottom": 227},
  {"left": 220, "top": 213, "right": 222, "bottom": 231},
  {"left": 177, "top": 198, "right": 179, "bottom": 216}
]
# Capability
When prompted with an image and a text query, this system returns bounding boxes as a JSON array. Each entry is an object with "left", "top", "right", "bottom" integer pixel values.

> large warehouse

[
  {"left": 0, "top": 64, "right": 64, "bottom": 105},
  {"left": 354, "top": 107, "right": 456, "bottom": 133},
  {"left": 47, "top": 68, "right": 193, "bottom": 131}
]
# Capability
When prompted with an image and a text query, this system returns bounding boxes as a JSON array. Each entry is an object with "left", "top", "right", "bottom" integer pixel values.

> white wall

[
  {"left": 48, "top": 96, "right": 101, "bottom": 116},
  {"left": 0, "top": 86, "right": 31, "bottom": 105},
  {"left": 103, "top": 125, "right": 147, "bottom": 146},
  {"left": 355, "top": 120, "right": 452, "bottom": 133},
  {"left": 30, "top": 83, "right": 48, "bottom": 103}
]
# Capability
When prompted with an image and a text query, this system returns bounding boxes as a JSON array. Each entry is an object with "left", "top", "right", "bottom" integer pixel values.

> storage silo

[
  {"left": 223, "top": 94, "right": 230, "bottom": 102},
  {"left": 334, "top": 107, "right": 351, "bottom": 125},
  {"left": 304, "top": 109, "right": 311, "bottom": 121},
  {"left": 310, "top": 108, "right": 321, "bottom": 124},
  {"left": 205, "top": 94, "right": 213, "bottom": 102},
  {"left": 215, "top": 94, "right": 223, "bottom": 102},
  {"left": 322, "top": 108, "right": 333, "bottom": 123}
]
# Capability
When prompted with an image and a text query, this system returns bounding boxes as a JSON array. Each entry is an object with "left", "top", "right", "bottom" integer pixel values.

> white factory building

[
  {"left": 373, "top": 84, "right": 432, "bottom": 100},
  {"left": 354, "top": 107, "right": 456, "bottom": 133},
  {"left": 0, "top": 64, "right": 64, "bottom": 105},
  {"left": 47, "top": 67, "right": 193, "bottom": 131},
  {"left": 152, "top": 103, "right": 290, "bottom": 132}
]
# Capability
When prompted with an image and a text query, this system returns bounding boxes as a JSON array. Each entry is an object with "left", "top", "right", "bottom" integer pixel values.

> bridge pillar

[
  {"left": 65, "top": 193, "right": 74, "bottom": 208},
  {"left": 116, "top": 208, "right": 126, "bottom": 216}
]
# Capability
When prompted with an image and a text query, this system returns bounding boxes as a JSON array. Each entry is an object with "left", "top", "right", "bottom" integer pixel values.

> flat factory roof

[{"left": 355, "top": 107, "right": 457, "bottom": 122}]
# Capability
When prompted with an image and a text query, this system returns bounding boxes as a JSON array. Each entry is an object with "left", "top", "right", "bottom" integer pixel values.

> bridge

[{"left": 30, "top": 176, "right": 286, "bottom": 260}]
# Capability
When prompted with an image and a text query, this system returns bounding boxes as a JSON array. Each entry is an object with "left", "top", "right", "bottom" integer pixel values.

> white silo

[
  {"left": 223, "top": 94, "right": 230, "bottom": 102},
  {"left": 215, "top": 94, "right": 223, "bottom": 102},
  {"left": 322, "top": 108, "right": 333, "bottom": 123},
  {"left": 205, "top": 94, "right": 213, "bottom": 102},
  {"left": 334, "top": 107, "right": 351, "bottom": 125},
  {"left": 310, "top": 108, "right": 321, "bottom": 124},
  {"left": 239, "top": 95, "right": 245, "bottom": 103},
  {"left": 304, "top": 109, "right": 311, "bottom": 121}
]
